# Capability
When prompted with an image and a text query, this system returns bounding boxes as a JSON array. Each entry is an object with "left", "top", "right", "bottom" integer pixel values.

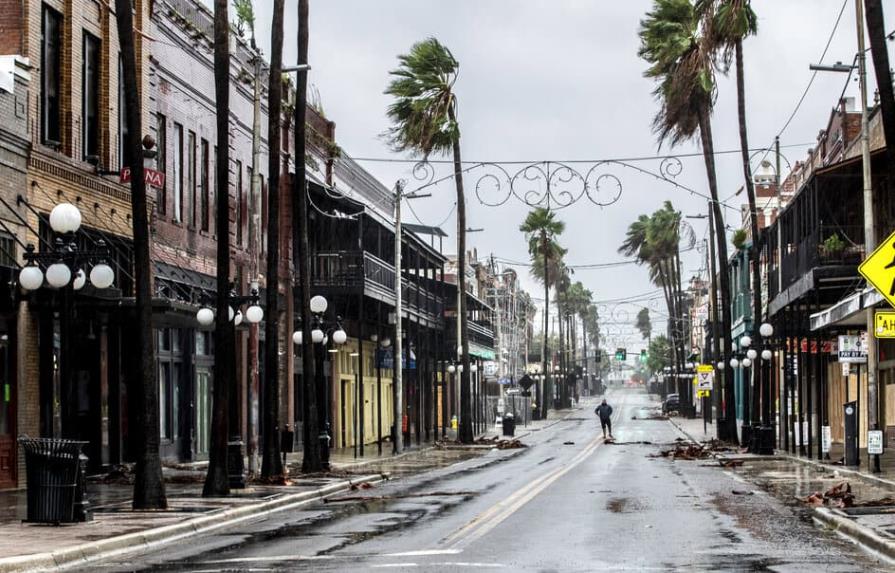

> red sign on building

[{"left": 120, "top": 167, "right": 166, "bottom": 188}]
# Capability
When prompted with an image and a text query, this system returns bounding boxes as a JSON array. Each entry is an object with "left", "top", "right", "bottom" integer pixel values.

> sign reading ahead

[
  {"left": 875, "top": 311, "right": 895, "bottom": 339},
  {"left": 859, "top": 229, "right": 895, "bottom": 308}
]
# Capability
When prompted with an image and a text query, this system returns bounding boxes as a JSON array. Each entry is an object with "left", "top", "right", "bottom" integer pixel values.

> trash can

[
  {"left": 741, "top": 424, "right": 754, "bottom": 452},
  {"left": 18, "top": 437, "right": 90, "bottom": 524},
  {"left": 502, "top": 414, "right": 516, "bottom": 437},
  {"left": 756, "top": 426, "right": 775, "bottom": 455}
]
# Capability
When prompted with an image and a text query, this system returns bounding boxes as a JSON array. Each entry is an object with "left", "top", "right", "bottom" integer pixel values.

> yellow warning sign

[
  {"left": 875, "top": 311, "right": 895, "bottom": 338},
  {"left": 859, "top": 229, "right": 895, "bottom": 309}
]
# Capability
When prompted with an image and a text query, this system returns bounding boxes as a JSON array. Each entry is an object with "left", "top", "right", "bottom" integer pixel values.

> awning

[
  {"left": 810, "top": 286, "right": 883, "bottom": 331},
  {"left": 469, "top": 342, "right": 495, "bottom": 360}
]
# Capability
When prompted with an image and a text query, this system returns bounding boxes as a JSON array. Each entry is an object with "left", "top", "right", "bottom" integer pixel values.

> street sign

[
  {"left": 696, "top": 371, "right": 714, "bottom": 391},
  {"left": 869, "top": 430, "right": 884, "bottom": 455},
  {"left": 120, "top": 166, "right": 166, "bottom": 188},
  {"left": 821, "top": 425, "right": 831, "bottom": 453},
  {"left": 838, "top": 334, "right": 867, "bottom": 364},
  {"left": 875, "top": 311, "right": 895, "bottom": 338},
  {"left": 860, "top": 228, "right": 895, "bottom": 308}
]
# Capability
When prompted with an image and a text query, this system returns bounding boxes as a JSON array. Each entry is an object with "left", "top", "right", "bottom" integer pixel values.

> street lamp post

[
  {"left": 196, "top": 281, "right": 264, "bottom": 488},
  {"left": 291, "top": 295, "right": 347, "bottom": 469},
  {"left": 20, "top": 203, "right": 116, "bottom": 441}
]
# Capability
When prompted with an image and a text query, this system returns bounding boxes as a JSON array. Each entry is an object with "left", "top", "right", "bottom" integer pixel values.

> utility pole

[
  {"left": 856, "top": 0, "right": 880, "bottom": 472},
  {"left": 247, "top": 47, "right": 262, "bottom": 475},
  {"left": 393, "top": 181, "right": 404, "bottom": 455}
]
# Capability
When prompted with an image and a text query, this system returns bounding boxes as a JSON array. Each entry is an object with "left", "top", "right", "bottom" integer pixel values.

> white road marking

[{"left": 443, "top": 399, "right": 624, "bottom": 549}]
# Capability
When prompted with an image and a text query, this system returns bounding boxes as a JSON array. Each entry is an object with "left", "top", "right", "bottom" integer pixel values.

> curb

[
  {"left": 779, "top": 454, "right": 895, "bottom": 491},
  {"left": 814, "top": 507, "right": 895, "bottom": 563},
  {"left": 330, "top": 446, "right": 436, "bottom": 470},
  {"left": 0, "top": 474, "right": 384, "bottom": 573}
]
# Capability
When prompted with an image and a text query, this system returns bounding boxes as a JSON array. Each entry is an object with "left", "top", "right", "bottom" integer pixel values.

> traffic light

[
  {"left": 640, "top": 349, "right": 648, "bottom": 363},
  {"left": 615, "top": 348, "right": 627, "bottom": 361}
]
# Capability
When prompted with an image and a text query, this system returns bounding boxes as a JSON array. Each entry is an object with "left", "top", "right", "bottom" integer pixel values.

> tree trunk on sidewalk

[
  {"left": 114, "top": 0, "right": 167, "bottom": 509},
  {"left": 261, "top": 0, "right": 285, "bottom": 480},
  {"left": 452, "top": 105, "right": 473, "bottom": 445},
  {"left": 699, "top": 109, "right": 737, "bottom": 445},
  {"left": 204, "top": 0, "right": 234, "bottom": 496}
]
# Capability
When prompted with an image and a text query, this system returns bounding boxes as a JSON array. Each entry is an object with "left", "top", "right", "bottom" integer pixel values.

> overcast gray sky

[{"left": 239, "top": 0, "right": 875, "bottom": 350}]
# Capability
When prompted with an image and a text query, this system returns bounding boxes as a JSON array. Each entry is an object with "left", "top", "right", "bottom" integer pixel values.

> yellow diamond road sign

[
  {"left": 859, "top": 229, "right": 895, "bottom": 309},
  {"left": 875, "top": 311, "right": 895, "bottom": 339}
]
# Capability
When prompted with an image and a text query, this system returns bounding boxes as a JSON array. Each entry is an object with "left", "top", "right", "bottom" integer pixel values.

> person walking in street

[{"left": 594, "top": 399, "right": 613, "bottom": 439}]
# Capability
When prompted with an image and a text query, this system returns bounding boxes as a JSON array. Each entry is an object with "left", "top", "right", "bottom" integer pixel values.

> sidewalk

[
  {"left": 669, "top": 414, "right": 895, "bottom": 563},
  {"left": 0, "top": 443, "right": 478, "bottom": 573}
]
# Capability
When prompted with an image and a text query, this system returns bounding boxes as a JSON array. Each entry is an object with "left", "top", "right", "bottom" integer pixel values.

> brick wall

[{"left": 0, "top": 0, "right": 25, "bottom": 55}]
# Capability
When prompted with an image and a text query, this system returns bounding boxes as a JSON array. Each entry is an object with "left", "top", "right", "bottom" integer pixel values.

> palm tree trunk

[
  {"left": 735, "top": 39, "right": 762, "bottom": 427},
  {"left": 448, "top": 106, "right": 472, "bottom": 444},
  {"left": 866, "top": 0, "right": 895, "bottom": 172},
  {"left": 699, "top": 108, "right": 737, "bottom": 445},
  {"left": 671, "top": 250, "right": 688, "bottom": 408},
  {"left": 295, "top": 0, "right": 321, "bottom": 472},
  {"left": 541, "top": 231, "right": 549, "bottom": 419},
  {"left": 204, "top": 0, "right": 233, "bottom": 496},
  {"left": 557, "top": 303, "right": 565, "bottom": 408},
  {"left": 261, "top": 0, "right": 285, "bottom": 479},
  {"left": 114, "top": 0, "right": 167, "bottom": 509}
]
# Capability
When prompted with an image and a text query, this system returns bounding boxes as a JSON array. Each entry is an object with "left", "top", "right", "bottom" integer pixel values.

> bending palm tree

[
  {"left": 520, "top": 208, "right": 566, "bottom": 418},
  {"left": 702, "top": 0, "right": 762, "bottom": 424},
  {"left": 639, "top": 0, "right": 737, "bottom": 442},
  {"left": 385, "top": 38, "right": 474, "bottom": 442}
]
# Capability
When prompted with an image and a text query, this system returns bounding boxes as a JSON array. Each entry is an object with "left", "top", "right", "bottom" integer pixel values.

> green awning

[{"left": 469, "top": 343, "right": 495, "bottom": 361}]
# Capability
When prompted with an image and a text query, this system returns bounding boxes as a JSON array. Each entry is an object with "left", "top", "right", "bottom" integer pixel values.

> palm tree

[
  {"left": 384, "top": 38, "right": 473, "bottom": 442},
  {"left": 702, "top": 0, "right": 762, "bottom": 425},
  {"left": 203, "top": 0, "right": 234, "bottom": 496},
  {"left": 519, "top": 208, "right": 566, "bottom": 417},
  {"left": 636, "top": 308, "right": 652, "bottom": 342},
  {"left": 639, "top": 0, "right": 737, "bottom": 442},
  {"left": 865, "top": 1, "right": 895, "bottom": 174},
  {"left": 294, "top": 0, "right": 321, "bottom": 473},
  {"left": 113, "top": 0, "right": 167, "bottom": 509},
  {"left": 261, "top": 0, "right": 285, "bottom": 480}
]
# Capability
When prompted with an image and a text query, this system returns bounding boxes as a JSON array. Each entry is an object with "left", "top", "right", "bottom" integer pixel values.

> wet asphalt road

[{"left": 76, "top": 389, "right": 890, "bottom": 572}]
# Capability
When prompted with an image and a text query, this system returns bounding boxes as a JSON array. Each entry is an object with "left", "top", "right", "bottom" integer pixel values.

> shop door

[
  {"left": 195, "top": 368, "right": 211, "bottom": 457},
  {"left": 0, "top": 336, "right": 13, "bottom": 488}
]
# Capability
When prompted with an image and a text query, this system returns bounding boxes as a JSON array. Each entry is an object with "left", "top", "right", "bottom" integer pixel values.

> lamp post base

[{"left": 227, "top": 439, "right": 246, "bottom": 489}]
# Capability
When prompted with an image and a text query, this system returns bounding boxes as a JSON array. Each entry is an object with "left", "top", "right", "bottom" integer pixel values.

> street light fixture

[{"left": 195, "top": 282, "right": 263, "bottom": 327}]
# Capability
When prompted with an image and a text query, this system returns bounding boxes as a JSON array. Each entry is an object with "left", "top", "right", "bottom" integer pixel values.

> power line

[{"left": 348, "top": 143, "right": 815, "bottom": 167}]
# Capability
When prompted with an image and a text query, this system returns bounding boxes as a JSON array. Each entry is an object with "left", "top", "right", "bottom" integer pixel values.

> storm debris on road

[
  {"left": 325, "top": 490, "right": 478, "bottom": 503},
  {"left": 799, "top": 481, "right": 854, "bottom": 508},
  {"left": 496, "top": 439, "right": 528, "bottom": 449}
]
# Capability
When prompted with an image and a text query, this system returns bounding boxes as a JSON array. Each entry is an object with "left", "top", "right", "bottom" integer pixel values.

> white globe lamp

[
  {"left": 761, "top": 349, "right": 772, "bottom": 361},
  {"left": 228, "top": 306, "right": 235, "bottom": 322},
  {"left": 196, "top": 307, "right": 214, "bottom": 326},
  {"left": 717, "top": 361, "right": 725, "bottom": 371},
  {"left": 49, "top": 203, "right": 82, "bottom": 234},
  {"left": 309, "top": 295, "right": 328, "bottom": 314},
  {"left": 471, "top": 364, "right": 478, "bottom": 373},
  {"left": 332, "top": 329, "right": 348, "bottom": 345},
  {"left": 19, "top": 266, "right": 43, "bottom": 291},
  {"left": 293, "top": 330, "right": 303, "bottom": 345},
  {"left": 72, "top": 269, "right": 86, "bottom": 290},
  {"left": 746, "top": 349, "right": 758, "bottom": 360},
  {"left": 89, "top": 263, "right": 114, "bottom": 289},
  {"left": 234, "top": 310, "right": 243, "bottom": 326},
  {"left": 381, "top": 338, "right": 391, "bottom": 348},
  {"left": 447, "top": 364, "right": 456, "bottom": 374},
  {"left": 740, "top": 335, "right": 752, "bottom": 348},
  {"left": 311, "top": 328, "right": 325, "bottom": 343},
  {"left": 730, "top": 358, "right": 740, "bottom": 369},
  {"left": 45, "top": 263, "right": 71, "bottom": 288},
  {"left": 742, "top": 358, "right": 752, "bottom": 368},
  {"left": 245, "top": 305, "right": 264, "bottom": 324},
  {"left": 759, "top": 323, "right": 774, "bottom": 338}
]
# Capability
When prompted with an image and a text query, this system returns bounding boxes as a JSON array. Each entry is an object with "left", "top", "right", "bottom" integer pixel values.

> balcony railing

[
  {"left": 778, "top": 225, "right": 864, "bottom": 292},
  {"left": 311, "top": 250, "right": 442, "bottom": 319}
]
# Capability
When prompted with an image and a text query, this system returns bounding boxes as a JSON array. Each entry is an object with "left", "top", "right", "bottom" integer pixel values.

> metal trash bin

[
  {"left": 502, "top": 414, "right": 516, "bottom": 437},
  {"left": 18, "top": 437, "right": 90, "bottom": 524},
  {"left": 741, "top": 424, "right": 754, "bottom": 452},
  {"left": 756, "top": 426, "right": 775, "bottom": 455}
]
